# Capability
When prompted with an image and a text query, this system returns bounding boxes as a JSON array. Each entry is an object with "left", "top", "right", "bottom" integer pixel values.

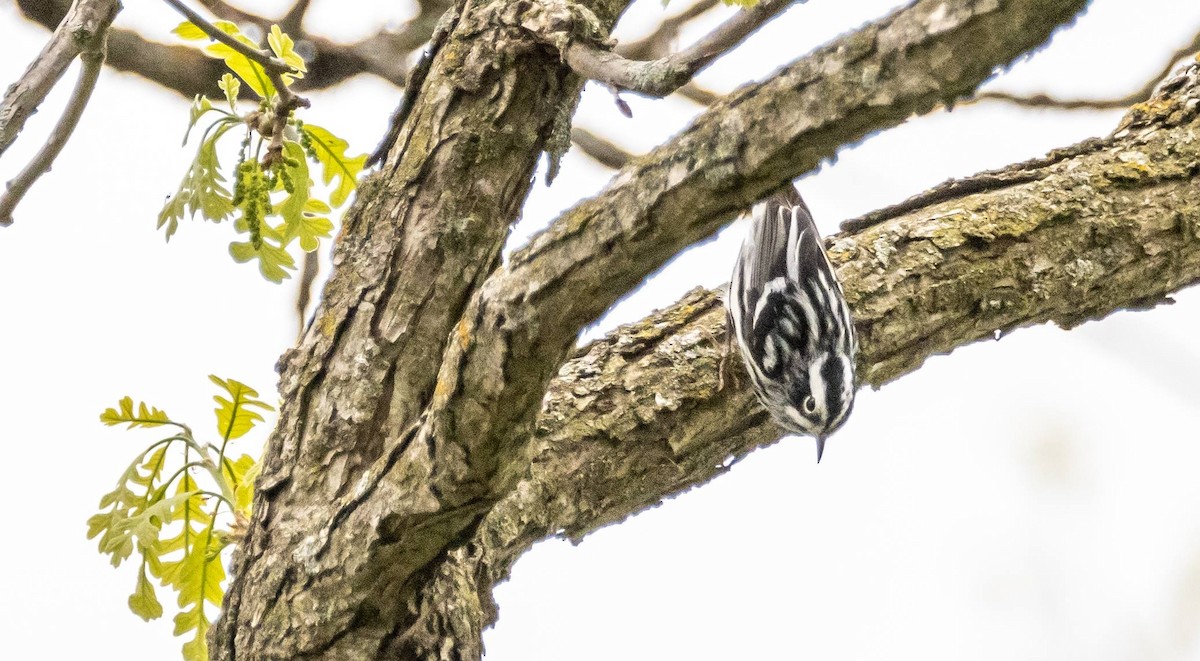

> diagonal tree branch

[
  {"left": 415, "top": 61, "right": 1200, "bottom": 644},
  {"left": 433, "top": 0, "right": 1093, "bottom": 518},
  {"left": 0, "top": 21, "right": 107, "bottom": 225}
]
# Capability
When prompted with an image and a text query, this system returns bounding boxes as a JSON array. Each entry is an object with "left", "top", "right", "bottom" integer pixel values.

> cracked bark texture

[{"left": 191, "top": 0, "right": 1188, "bottom": 658}]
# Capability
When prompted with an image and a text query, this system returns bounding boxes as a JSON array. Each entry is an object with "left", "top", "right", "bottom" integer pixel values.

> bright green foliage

[
  {"left": 160, "top": 22, "right": 364, "bottom": 282},
  {"left": 299, "top": 122, "right": 368, "bottom": 207},
  {"left": 89, "top": 376, "right": 274, "bottom": 661},
  {"left": 100, "top": 396, "right": 172, "bottom": 428},
  {"left": 209, "top": 375, "right": 272, "bottom": 441}
]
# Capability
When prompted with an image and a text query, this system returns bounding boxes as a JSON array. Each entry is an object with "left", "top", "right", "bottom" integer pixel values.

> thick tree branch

[
  {"left": 419, "top": 61, "right": 1200, "bottom": 642},
  {"left": 213, "top": 1, "right": 632, "bottom": 658},
  {"left": 508, "top": 0, "right": 1092, "bottom": 366},
  {"left": 434, "top": 0, "right": 1092, "bottom": 526},
  {"left": 562, "top": 0, "right": 794, "bottom": 98},
  {"left": 0, "top": 0, "right": 118, "bottom": 158},
  {"left": 215, "top": 1, "right": 1108, "bottom": 658}
]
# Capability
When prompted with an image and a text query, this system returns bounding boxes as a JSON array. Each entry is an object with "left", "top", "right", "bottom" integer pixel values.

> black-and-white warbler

[{"left": 726, "top": 185, "right": 858, "bottom": 462}]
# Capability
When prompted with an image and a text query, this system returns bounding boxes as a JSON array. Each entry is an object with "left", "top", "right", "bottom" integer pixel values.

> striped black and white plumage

[{"left": 727, "top": 186, "right": 857, "bottom": 462}]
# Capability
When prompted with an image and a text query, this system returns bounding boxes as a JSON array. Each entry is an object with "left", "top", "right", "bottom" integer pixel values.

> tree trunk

[{"left": 204, "top": 0, "right": 1199, "bottom": 658}]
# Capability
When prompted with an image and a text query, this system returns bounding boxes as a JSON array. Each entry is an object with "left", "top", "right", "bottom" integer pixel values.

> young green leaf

[
  {"left": 229, "top": 456, "right": 260, "bottom": 515},
  {"left": 229, "top": 239, "right": 296, "bottom": 282},
  {"left": 171, "top": 516, "right": 225, "bottom": 661},
  {"left": 129, "top": 561, "right": 165, "bottom": 621},
  {"left": 100, "top": 396, "right": 172, "bottom": 428},
  {"left": 159, "top": 124, "right": 237, "bottom": 238},
  {"left": 208, "top": 375, "right": 274, "bottom": 442},
  {"left": 174, "top": 20, "right": 274, "bottom": 98},
  {"left": 300, "top": 123, "right": 367, "bottom": 207},
  {"left": 267, "top": 25, "right": 307, "bottom": 85},
  {"left": 218, "top": 74, "right": 240, "bottom": 110},
  {"left": 184, "top": 95, "right": 216, "bottom": 145}
]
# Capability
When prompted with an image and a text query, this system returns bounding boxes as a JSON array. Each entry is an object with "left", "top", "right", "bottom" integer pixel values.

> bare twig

[
  {"left": 570, "top": 126, "right": 634, "bottom": 168},
  {"left": 0, "top": 22, "right": 107, "bottom": 225},
  {"left": 0, "top": 0, "right": 120, "bottom": 158},
  {"left": 194, "top": 0, "right": 263, "bottom": 27},
  {"left": 279, "top": 0, "right": 313, "bottom": 35},
  {"left": 160, "top": 0, "right": 296, "bottom": 97},
  {"left": 616, "top": 0, "right": 720, "bottom": 61},
  {"left": 564, "top": 0, "right": 796, "bottom": 97},
  {"left": 974, "top": 28, "right": 1200, "bottom": 111}
]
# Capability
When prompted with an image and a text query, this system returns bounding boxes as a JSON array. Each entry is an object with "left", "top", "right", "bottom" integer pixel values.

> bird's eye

[{"left": 802, "top": 395, "right": 817, "bottom": 414}]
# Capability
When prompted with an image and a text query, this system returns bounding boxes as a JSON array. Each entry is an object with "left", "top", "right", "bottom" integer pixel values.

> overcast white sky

[{"left": 3, "top": 1, "right": 1200, "bottom": 659}]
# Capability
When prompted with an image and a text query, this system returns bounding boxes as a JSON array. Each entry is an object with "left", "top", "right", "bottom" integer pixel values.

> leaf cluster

[
  {"left": 89, "top": 377, "right": 273, "bottom": 661},
  {"left": 157, "top": 22, "right": 366, "bottom": 282}
]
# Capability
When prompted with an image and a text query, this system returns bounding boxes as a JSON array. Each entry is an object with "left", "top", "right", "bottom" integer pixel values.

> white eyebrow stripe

[
  {"left": 786, "top": 206, "right": 803, "bottom": 282},
  {"left": 808, "top": 353, "right": 829, "bottom": 419}
]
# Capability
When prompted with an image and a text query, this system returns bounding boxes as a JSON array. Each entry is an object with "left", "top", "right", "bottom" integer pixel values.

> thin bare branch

[
  {"left": 616, "top": 0, "right": 720, "bottom": 61},
  {"left": 974, "top": 27, "right": 1200, "bottom": 111},
  {"left": 0, "top": 17, "right": 107, "bottom": 225},
  {"left": 677, "top": 80, "right": 720, "bottom": 105},
  {"left": 194, "top": 0, "right": 262, "bottom": 27},
  {"left": 0, "top": 0, "right": 119, "bottom": 158},
  {"left": 563, "top": 0, "right": 795, "bottom": 98},
  {"left": 278, "top": 0, "right": 312, "bottom": 35},
  {"left": 160, "top": 0, "right": 293, "bottom": 81},
  {"left": 570, "top": 126, "right": 634, "bottom": 168}
]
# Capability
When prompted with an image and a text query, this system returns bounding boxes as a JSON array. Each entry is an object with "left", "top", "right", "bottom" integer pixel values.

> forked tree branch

[
  {"left": 0, "top": 0, "right": 117, "bottom": 225},
  {"left": 209, "top": 2, "right": 1102, "bottom": 657},
  {"left": 0, "top": 0, "right": 118, "bottom": 158},
  {"left": 434, "top": 0, "right": 1094, "bottom": 505},
  {"left": 0, "top": 28, "right": 106, "bottom": 225},
  {"left": 416, "top": 62, "right": 1200, "bottom": 647}
]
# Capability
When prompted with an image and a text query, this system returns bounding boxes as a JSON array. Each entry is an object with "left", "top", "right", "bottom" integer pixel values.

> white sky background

[{"left": 2, "top": 0, "right": 1200, "bottom": 659}]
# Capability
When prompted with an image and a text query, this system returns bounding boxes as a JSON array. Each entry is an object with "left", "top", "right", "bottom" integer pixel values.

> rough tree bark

[{"left": 172, "top": 0, "right": 1200, "bottom": 659}]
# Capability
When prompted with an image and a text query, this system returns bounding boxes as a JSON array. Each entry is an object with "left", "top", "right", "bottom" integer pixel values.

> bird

[{"left": 725, "top": 184, "right": 858, "bottom": 462}]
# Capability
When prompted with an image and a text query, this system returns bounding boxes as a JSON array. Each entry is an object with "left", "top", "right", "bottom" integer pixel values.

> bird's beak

[{"left": 815, "top": 435, "right": 826, "bottom": 463}]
